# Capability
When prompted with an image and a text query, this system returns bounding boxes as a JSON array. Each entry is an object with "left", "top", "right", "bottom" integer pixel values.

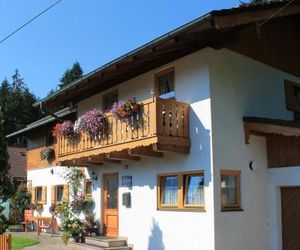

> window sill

[
  {"left": 158, "top": 207, "right": 206, "bottom": 212},
  {"left": 221, "top": 208, "right": 244, "bottom": 212}
]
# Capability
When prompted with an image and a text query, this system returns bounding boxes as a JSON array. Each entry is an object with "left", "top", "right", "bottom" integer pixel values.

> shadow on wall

[{"left": 148, "top": 219, "right": 165, "bottom": 250}]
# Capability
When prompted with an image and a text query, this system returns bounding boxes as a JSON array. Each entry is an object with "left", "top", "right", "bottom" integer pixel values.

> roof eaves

[
  {"left": 33, "top": 12, "right": 213, "bottom": 107},
  {"left": 6, "top": 107, "right": 76, "bottom": 138}
]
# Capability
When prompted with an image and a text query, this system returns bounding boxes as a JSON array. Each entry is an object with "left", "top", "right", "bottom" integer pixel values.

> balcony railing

[{"left": 57, "top": 97, "right": 190, "bottom": 160}]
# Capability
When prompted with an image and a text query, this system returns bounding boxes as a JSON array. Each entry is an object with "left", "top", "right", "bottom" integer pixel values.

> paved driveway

[{"left": 11, "top": 232, "right": 87, "bottom": 250}]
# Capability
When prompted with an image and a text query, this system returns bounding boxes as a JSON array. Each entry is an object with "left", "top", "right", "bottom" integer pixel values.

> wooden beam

[
  {"left": 107, "top": 151, "right": 141, "bottom": 161},
  {"left": 128, "top": 146, "right": 163, "bottom": 158},
  {"left": 88, "top": 155, "right": 121, "bottom": 164},
  {"left": 153, "top": 143, "right": 190, "bottom": 154}
]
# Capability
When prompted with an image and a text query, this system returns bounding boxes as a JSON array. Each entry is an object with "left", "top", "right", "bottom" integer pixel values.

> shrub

[{"left": 9, "top": 184, "right": 31, "bottom": 224}]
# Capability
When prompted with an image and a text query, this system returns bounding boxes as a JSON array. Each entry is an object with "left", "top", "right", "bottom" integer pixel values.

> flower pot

[
  {"left": 80, "top": 236, "right": 85, "bottom": 243},
  {"left": 73, "top": 235, "right": 80, "bottom": 243}
]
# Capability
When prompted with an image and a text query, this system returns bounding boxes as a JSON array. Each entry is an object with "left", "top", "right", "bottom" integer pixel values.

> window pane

[
  {"left": 103, "top": 91, "right": 118, "bottom": 111},
  {"left": 86, "top": 181, "right": 92, "bottom": 196},
  {"left": 36, "top": 187, "right": 42, "bottom": 202},
  {"left": 56, "top": 186, "right": 64, "bottom": 202},
  {"left": 184, "top": 175, "right": 204, "bottom": 206},
  {"left": 221, "top": 175, "right": 237, "bottom": 205},
  {"left": 158, "top": 70, "right": 174, "bottom": 96},
  {"left": 162, "top": 176, "right": 178, "bottom": 205},
  {"left": 107, "top": 176, "right": 118, "bottom": 209}
]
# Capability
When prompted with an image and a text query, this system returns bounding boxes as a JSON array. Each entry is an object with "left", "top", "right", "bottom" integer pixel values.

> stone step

[
  {"left": 70, "top": 241, "right": 132, "bottom": 250},
  {"left": 85, "top": 236, "right": 128, "bottom": 248}
]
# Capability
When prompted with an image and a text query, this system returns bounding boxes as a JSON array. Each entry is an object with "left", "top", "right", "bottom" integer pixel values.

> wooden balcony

[{"left": 57, "top": 97, "right": 190, "bottom": 165}]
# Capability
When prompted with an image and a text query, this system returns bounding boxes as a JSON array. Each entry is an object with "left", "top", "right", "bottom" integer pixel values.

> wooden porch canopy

[
  {"left": 244, "top": 117, "right": 300, "bottom": 168},
  {"left": 244, "top": 117, "right": 300, "bottom": 144}
]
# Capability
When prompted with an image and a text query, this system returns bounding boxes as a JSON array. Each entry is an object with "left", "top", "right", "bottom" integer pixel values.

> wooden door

[
  {"left": 103, "top": 173, "right": 119, "bottom": 236},
  {"left": 281, "top": 187, "right": 300, "bottom": 250}
]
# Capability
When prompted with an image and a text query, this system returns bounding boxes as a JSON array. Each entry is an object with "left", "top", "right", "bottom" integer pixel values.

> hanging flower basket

[
  {"left": 40, "top": 147, "right": 55, "bottom": 161},
  {"left": 79, "top": 109, "right": 108, "bottom": 139},
  {"left": 111, "top": 97, "right": 139, "bottom": 120}
]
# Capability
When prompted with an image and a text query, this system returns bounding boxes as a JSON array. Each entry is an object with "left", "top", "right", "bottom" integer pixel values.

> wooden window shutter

[
  {"left": 51, "top": 185, "right": 56, "bottom": 204},
  {"left": 31, "top": 186, "right": 36, "bottom": 203},
  {"left": 63, "top": 184, "right": 69, "bottom": 202},
  {"left": 42, "top": 186, "right": 47, "bottom": 204}
]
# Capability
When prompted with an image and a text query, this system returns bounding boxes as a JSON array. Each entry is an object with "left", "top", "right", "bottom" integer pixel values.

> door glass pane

[
  {"left": 184, "top": 175, "right": 204, "bottom": 205},
  {"left": 162, "top": 176, "right": 178, "bottom": 205},
  {"left": 107, "top": 176, "right": 118, "bottom": 209}
]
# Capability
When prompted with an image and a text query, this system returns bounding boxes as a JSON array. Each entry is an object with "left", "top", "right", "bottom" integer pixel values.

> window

[
  {"left": 220, "top": 170, "right": 241, "bottom": 211},
  {"left": 33, "top": 186, "right": 47, "bottom": 204},
  {"left": 155, "top": 67, "right": 175, "bottom": 99},
  {"left": 46, "top": 128, "right": 54, "bottom": 146},
  {"left": 55, "top": 185, "right": 64, "bottom": 203},
  {"left": 285, "top": 80, "right": 300, "bottom": 120},
  {"left": 157, "top": 171, "right": 204, "bottom": 211},
  {"left": 35, "top": 186, "right": 43, "bottom": 203},
  {"left": 103, "top": 90, "right": 118, "bottom": 111},
  {"left": 84, "top": 179, "right": 93, "bottom": 199}
]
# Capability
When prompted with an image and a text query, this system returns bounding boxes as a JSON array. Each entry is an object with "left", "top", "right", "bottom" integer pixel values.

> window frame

[
  {"left": 220, "top": 169, "right": 242, "bottom": 211},
  {"left": 55, "top": 185, "right": 64, "bottom": 203},
  {"left": 157, "top": 170, "right": 205, "bottom": 212},
  {"left": 84, "top": 179, "right": 93, "bottom": 199},
  {"left": 154, "top": 67, "right": 175, "bottom": 98}
]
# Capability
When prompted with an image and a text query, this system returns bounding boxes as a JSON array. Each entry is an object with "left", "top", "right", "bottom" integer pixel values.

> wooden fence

[{"left": 0, "top": 234, "right": 12, "bottom": 250}]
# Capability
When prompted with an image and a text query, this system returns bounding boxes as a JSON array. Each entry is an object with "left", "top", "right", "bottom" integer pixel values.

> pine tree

[
  {"left": 0, "top": 109, "right": 16, "bottom": 233},
  {"left": 59, "top": 62, "right": 83, "bottom": 89},
  {"left": 0, "top": 70, "right": 42, "bottom": 145}
]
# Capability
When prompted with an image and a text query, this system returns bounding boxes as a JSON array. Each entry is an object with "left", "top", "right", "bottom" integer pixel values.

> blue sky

[{"left": 0, "top": 0, "right": 238, "bottom": 98}]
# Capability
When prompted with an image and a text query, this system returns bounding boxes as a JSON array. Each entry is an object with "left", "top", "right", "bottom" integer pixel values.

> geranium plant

[
  {"left": 111, "top": 97, "right": 139, "bottom": 119},
  {"left": 52, "top": 120, "right": 75, "bottom": 138}
]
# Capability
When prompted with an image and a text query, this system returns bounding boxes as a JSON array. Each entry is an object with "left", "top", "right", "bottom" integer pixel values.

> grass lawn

[{"left": 12, "top": 235, "right": 39, "bottom": 250}]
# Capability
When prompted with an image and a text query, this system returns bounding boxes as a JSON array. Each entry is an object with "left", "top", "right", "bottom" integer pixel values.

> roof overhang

[
  {"left": 36, "top": 1, "right": 300, "bottom": 110},
  {"left": 243, "top": 117, "right": 300, "bottom": 144},
  {"left": 6, "top": 107, "right": 76, "bottom": 138}
]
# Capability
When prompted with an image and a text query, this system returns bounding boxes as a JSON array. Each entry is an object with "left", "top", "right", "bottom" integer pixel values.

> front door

[
  {"left": 281, "top": 187, "right": 300, "bottom": 250},
  {"left": 103, "top": 173, "right": 119, "bottom": 236}
]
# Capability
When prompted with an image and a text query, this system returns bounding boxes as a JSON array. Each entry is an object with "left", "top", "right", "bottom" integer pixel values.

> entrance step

[{"left": 70, "top": 236, "right": 132, "bottom": 250}]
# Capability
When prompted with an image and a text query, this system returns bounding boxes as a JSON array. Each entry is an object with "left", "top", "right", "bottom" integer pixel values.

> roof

[
  {"left": 36, "top": 0, "right": 300, "bottom": 109},
  {"left": 243, "top": 116, "right": 300, "bottom": 128},
  {"left": 8, "top": 147, "right": 27, "bottom": 178},
  {"left": 6, "top": 107, "right": 76, "bottom": 138}
]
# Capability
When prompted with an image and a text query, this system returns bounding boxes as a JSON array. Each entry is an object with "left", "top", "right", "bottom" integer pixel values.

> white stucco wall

[
  {"left": 28, "top": 49, "right": 215, "bottom": 250},
  {"left": 209, "top": 48, "right": 300, "bottom": 250}
]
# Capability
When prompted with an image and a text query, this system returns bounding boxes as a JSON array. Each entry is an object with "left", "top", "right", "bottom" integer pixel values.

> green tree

[
  {"left": 59, "top": 62, "right": 83, "bottom": 89},
  {"left": 0, "top": 109, "right": 16, "bottom": 233}
]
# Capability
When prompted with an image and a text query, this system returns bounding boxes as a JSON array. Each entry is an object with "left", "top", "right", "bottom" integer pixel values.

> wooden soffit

[{"left": 243, "top": 117, "right": 300, "bottom": 144}]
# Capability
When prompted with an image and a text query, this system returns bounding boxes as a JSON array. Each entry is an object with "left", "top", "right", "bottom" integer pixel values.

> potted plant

[
  {"left": 40, "top": 147, "right": 55, "bottom": 162},
  {"left": 80, "top": 109, "right": 107, "bottom": 139},
  {"left": 111, "top": 97, "right": 139, "bottom": 120},
  {"left": 52, "top": 120, "right": 76, "bottom": 138}
]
